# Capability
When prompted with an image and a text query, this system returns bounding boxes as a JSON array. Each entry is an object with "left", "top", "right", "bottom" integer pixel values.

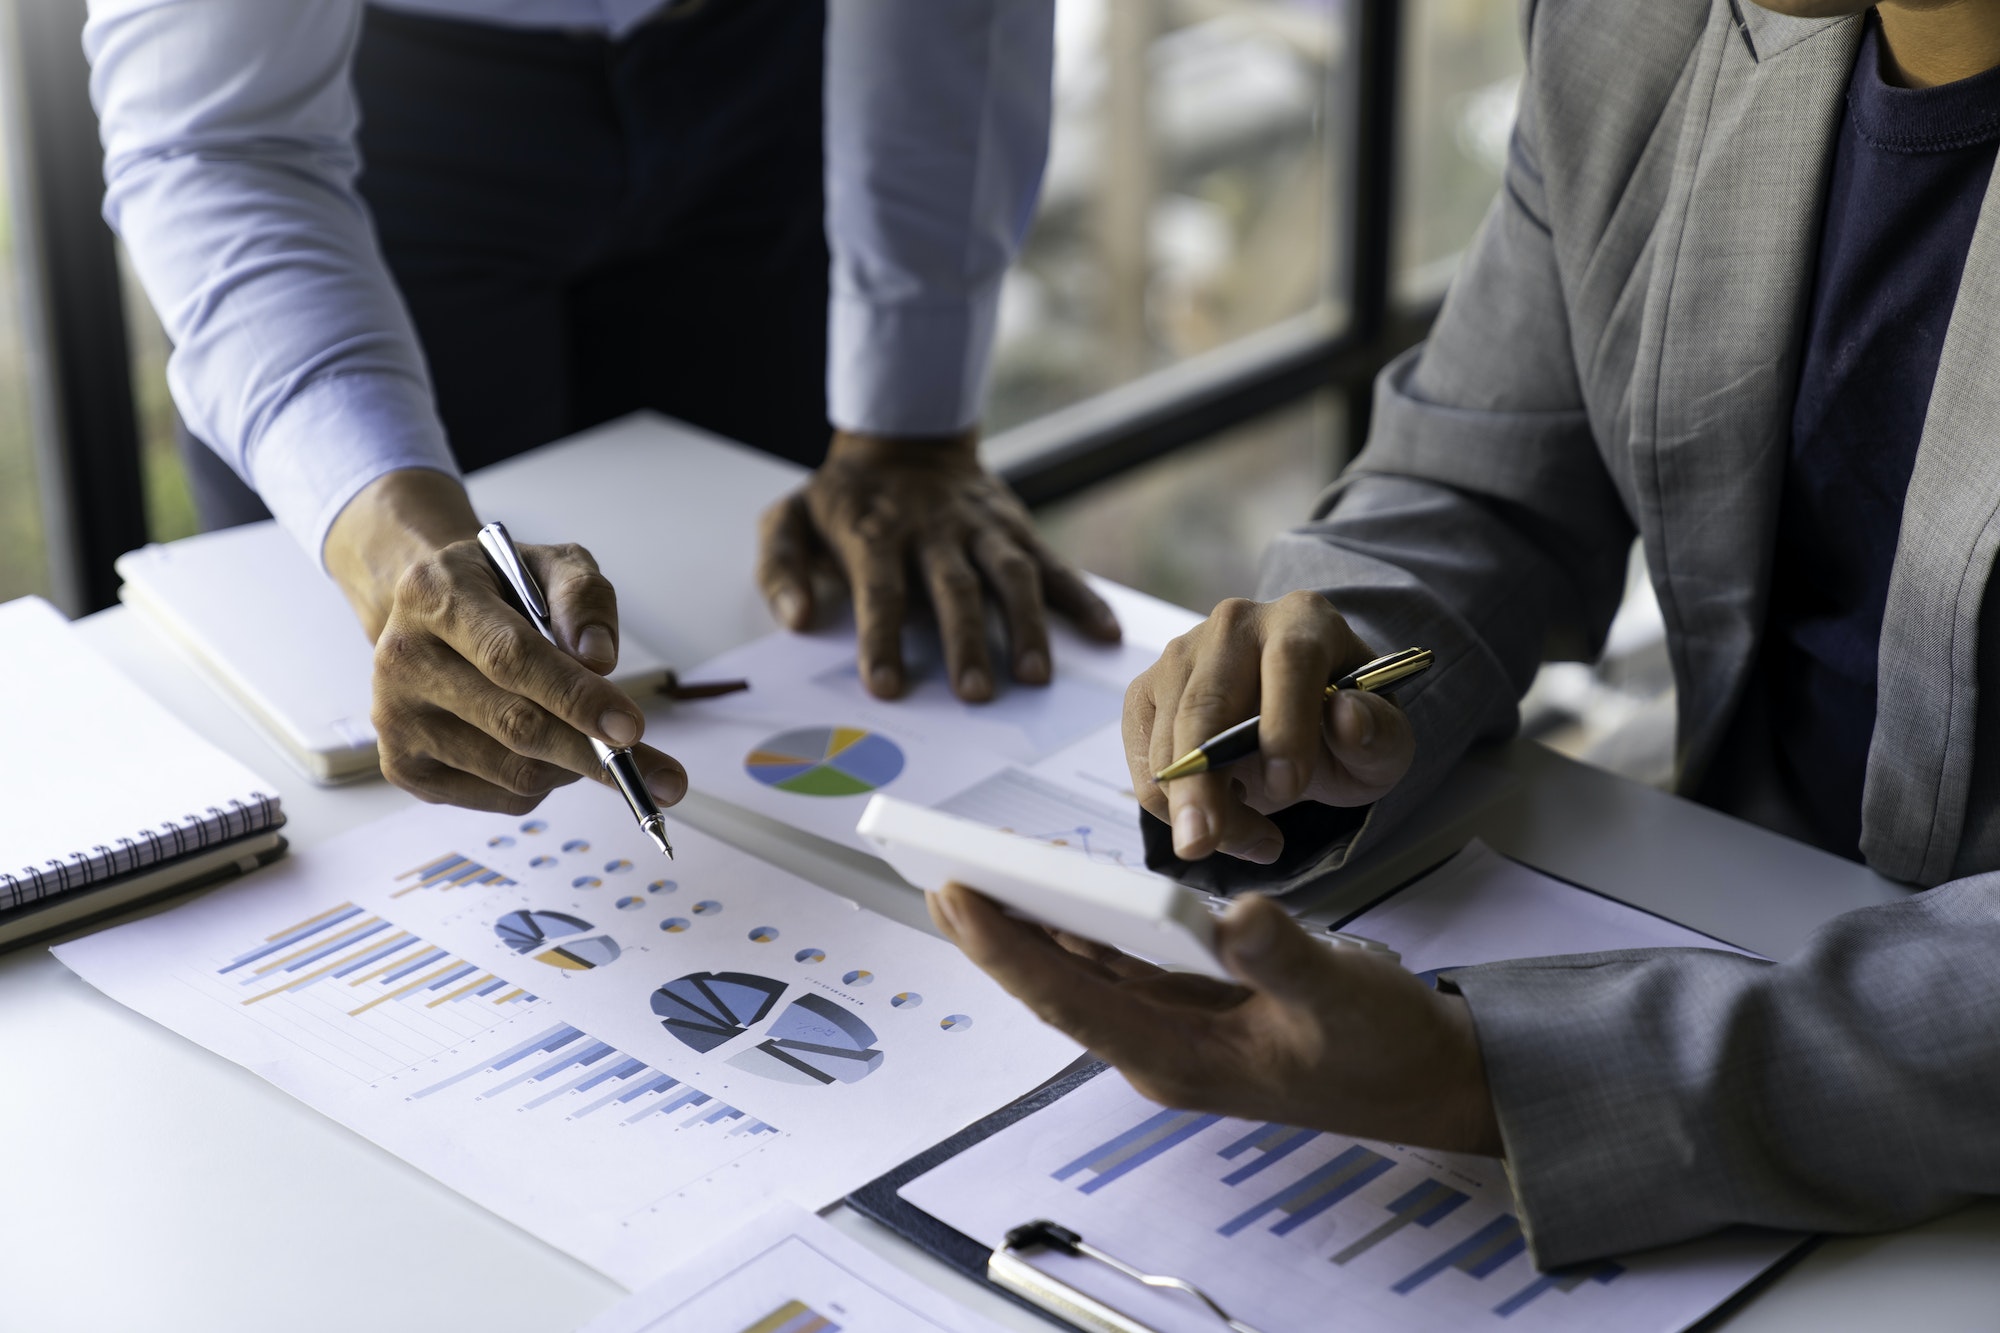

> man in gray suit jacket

[{"left": 927, "top": 0, "right": 2000, "bottom": 1269}]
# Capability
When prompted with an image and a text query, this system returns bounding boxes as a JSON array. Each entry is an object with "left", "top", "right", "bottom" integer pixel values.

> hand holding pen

[{"left": 1123, "top": 592, "right": 1423, "bottom": 864}]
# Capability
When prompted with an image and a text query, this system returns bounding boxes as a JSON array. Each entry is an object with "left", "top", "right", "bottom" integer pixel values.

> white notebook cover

[
  {"left": 0, "top": 596, "right": 282, "bottom": 905},
  {"left": 116, "top": 522, "right": 673, "bottom": 785}
]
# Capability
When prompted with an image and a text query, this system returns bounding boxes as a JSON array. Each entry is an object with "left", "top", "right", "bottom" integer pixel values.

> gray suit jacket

[{"left": 1238, "top": 0, "right": 2000, "bottom": 1266}]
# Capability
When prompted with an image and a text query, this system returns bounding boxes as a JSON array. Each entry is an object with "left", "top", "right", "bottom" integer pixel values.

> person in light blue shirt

[{"left": 87, "top": 0, "right": 1120, "bottom": 815}]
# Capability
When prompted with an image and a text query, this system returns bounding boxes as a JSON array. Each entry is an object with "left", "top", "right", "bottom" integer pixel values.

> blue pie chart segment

[
  {"left": 745, "top": 727, "right": 905, "bottom": 797},
  {"left": 728, "top": 993, "right": 884, "bottom": 1087},
  {"left": 494, "top": 909, "right": 590, "bottom": 954},
  {"left": 652, "top": 971, "right": 787, "bottom": 1053}
]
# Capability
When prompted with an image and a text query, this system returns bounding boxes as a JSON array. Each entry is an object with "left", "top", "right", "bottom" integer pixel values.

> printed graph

[
  {"left": 653, "top": 972, "right": 787, "bottom": 1053},
  {"left": 729, "top": 993, "right": 884, "bottom": 1087},
  {"left": 1053, "top": 1108, "right": 1220, "bottom": 1193},
  {"left": 936, "top": 767, "right": 1146, "bottom": 868},
  {"left": 745, "top": 726, "right": 906, "bottom": 796},
  {"left": 390, "top": 851, "right": 516, "bottom": 899},
  {"left": 411, "top": 1020, "right": 780, "bottom": 1137},
  {"left": 208, "top": 902, "right": 540, "bottom": 1080},
  {"left": 493, "top": 909, "right": 622, "bottom": 970}
]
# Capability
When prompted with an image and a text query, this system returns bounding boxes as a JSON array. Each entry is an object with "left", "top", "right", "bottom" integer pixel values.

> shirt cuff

[
  {"left": 827, "top": 288, "right": 1001, "bottom": 438},
  {"left": 244, "top": 371, "right": 460, "bottom": 570}
]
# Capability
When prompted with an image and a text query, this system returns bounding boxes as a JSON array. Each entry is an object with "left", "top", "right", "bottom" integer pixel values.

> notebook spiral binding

[{"left": 0, "top": 791, "right": 281, "bottom": 910}]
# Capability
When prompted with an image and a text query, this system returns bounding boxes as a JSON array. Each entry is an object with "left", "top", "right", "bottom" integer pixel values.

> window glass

[
  {"left": 987, "top": 0, "right": 1343, "bottom": 433},
  {"left": 0, "top": 76, "right": 47, "bottom": 604},
  {"left": 1395, "top": 0, "right": 1524, "bottom": 299}
]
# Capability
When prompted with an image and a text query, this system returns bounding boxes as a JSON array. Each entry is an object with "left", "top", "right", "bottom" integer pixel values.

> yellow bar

[
  {"left": 240, "top": 932, "right": 407, "bottom": 1006},
  {"left": 251, "top": 916, "right": 381, "bottom": 975},
  {"left": 427, "top": 973, "right": 495, "bottom": 1008},
  {"left": 349, "top": 959, "right": 465, "bottom": 1016},
  {"left": 344, "top": 936, "right": 422, "bottom": 986},
  {"left": 491, "top": 987, "right": 525, "bottom": 1005},
  {"left": 262, "top": 901, "right": 355, "bottom": 943}
]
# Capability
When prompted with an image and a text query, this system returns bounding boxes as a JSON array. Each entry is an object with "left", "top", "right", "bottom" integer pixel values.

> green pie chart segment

[{"left": 745, "top": 727, "right": 905, "bottom": 796}]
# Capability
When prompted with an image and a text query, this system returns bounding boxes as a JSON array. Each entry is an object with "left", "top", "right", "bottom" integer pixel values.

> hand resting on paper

[
  {"left": 929, "top": 881, "right": 1502, "bottom": 1155},
  {"left": 326, "top": 469, "right": 687, "bottom": 814},
  {"left": 1126, "top": 590, "right": 1415, "bottom": 863},
  {"left": 755, "top": 430, "right": 1122, "bottom": 703}
]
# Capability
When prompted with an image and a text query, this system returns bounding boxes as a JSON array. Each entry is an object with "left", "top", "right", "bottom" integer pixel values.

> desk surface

[{"left": 3, "top": 414, "right": 1994, "bottom": 1333}]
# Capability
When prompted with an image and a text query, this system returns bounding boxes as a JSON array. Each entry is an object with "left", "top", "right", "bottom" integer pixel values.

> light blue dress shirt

[{"left": 84, "top": 0, "right": 1054, "bottom": 561}]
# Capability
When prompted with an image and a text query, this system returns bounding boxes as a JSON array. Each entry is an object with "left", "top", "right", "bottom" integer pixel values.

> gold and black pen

[{"left": 1153, "top": 646, "right": 1433, "bottom": 783}]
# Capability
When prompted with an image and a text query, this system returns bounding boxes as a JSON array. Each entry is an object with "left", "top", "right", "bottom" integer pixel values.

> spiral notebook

[{"left": 0, "top": 596, "right": 285, "bottom": 942}]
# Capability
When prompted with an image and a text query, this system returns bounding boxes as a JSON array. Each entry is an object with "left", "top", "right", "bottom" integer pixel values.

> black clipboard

[{"left": 846, "top": 1059, "right": 1110, "bottom": 1329}]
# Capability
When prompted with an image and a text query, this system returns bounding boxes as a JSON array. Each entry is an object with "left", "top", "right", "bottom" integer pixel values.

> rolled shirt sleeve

[
  {"left": 823, "top": 0, "right": 1055, "bottom": 437},
  {"left": 86, "top": 0, "right": 458, "bottom": 563}
]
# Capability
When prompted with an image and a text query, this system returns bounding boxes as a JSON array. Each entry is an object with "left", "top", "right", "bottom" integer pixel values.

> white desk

[{"left": 3, "top": 413, "right": 1995, "bottom": 1332}]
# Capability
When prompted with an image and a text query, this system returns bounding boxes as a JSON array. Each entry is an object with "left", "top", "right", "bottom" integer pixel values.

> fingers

[
  {"left": 1123, "top": 676, "right": 1169, "bottom": 824},
  {"left": 843, "top": 531, "right": 909, "bottom": 700},
  {"left": 1258, "top": 593, "right": 1339, "bottom": 807},
  {"left": 624, "top": 743, "right": 689, "bottom": 806},
  {"left": 1020, "top": 534, "right": 1121, "bottom": 643},
  {"left": 1163, "top": 601, "right": 1282, "bottom": 862},
  {"left": 920, "top": 537, "right": 995, "bottom": 701},
  {"left": 413, "top": 557, "right": 645, "bottom": 749},
  {"left": 934, "top": 884, "right": 1182, "bottom": 1064},
  {"left": 970, "top": 527, "right": 1051, "bottom": 686},
  {"left": 533, "top": 543, "right": 620, "bottom": 674},
  {"left": 1316, "top": 688, "right": 1417, "bottom": 804},
  {"left": 756, "top": 492, "right": 818, "bottom": 631},
  {"left": 379, "top": 711, "right": 581, "bottom": 814},
  {"left": 1215, "top": 894, "right": 1338, "bottom": 1003}
]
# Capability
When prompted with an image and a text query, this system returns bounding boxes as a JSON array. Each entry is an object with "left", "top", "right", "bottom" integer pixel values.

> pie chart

[
  {"left": 728, "top": 993, "right": 884, "bottom": 1087},
  {"left": 745, "top": 726, "right": 905, "bottom": 797},
  {"left": 493, "top": 909, "right": 622, "bottom": 970},
  {"left": 652, "top": 971, "right": 787, "bottom": 1053}
]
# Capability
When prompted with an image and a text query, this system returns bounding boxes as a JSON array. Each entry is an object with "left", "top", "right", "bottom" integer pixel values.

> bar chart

[
  {"left": 410, "top": 1020, "right": 780, "bottom": 1138},
  {"left": 1020, "top": 1089, "right": 1639, "bottom": 1324}
]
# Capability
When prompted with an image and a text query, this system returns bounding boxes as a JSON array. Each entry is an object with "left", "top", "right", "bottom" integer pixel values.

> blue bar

[
  {"left": 524, "top": 1063, "right": 615, "bottom": 1110},
  {"left": 276, "top": 920, "right": 391, "bottom": 973},
  {"left": 379, "top": 948, "right": 447, "bottom": 984},
  {"left": 617, "top": 1074, "right": 676, "bottom": 1104},
  {"left": 473, "top": 979, "right": 507, "bottom": 996},
  {"left": 425, "top": 963, "right": 480, "bottom": 991},
  {"left": 1394, "top": 1216, "right": 1525, "bottom": 1294},
  {"left": 1053, "top": 1109, "right": 1220, "bottom": 1193},
  {"left": 1219, "top": 1146, "right": 1392, "bottom": 1238},
  {"left": 575, "top": 1057, "right": 646, "bottom": 1093},
  {"left": 484, "top": 1041, "right": 614, "bottom": 1099},
  {"left": 569, "top": 1067, "right": 661, "bottom": 1120},
  {"left": 409, "top": 1022, "right": 579, "bottom": 1100},
  {"left": 1219, "top": 1126, "right": 1321, "bottom": 1185},
  {"left": 1493, "top": 1261, "right": 1621, "bottom": 1318},
  {"left": 332, "top": 935, "right": 422, "bottom": 979},
  {"left": 218, "top": 906, "right": 364, "bottom": 973}
]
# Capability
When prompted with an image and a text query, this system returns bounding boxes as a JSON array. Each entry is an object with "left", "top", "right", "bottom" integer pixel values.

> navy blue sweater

[{"left": 1763, "top": 19, "right": 2000, "bottom": 860}]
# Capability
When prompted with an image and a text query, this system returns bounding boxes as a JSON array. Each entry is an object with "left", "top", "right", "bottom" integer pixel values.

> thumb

[{"left": 1217, "top": 895, "right": 1326, "bottom": 1003}]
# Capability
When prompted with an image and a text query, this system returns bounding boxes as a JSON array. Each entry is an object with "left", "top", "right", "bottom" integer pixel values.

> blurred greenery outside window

[{"left": 6, "top": 0, "right": 1523, "bottom": 615}]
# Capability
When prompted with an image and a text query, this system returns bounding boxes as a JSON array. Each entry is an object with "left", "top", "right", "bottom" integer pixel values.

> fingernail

[
  {"left": 646, "top": 769, "right": 683, "bottom": 803},
  {"left": 1017, "top": 650, "right": 1049, "bottom": 684},
  {"left": 1172, "top": 804, "right": 1210, "bottom": 858},
  {"left": 1341, "top": 691, "right": 1377, "bottom": 747},
  {"left": 600, "top": 710, "right": 640, "bottom": 746},
  {"left": 960, "top": 667, "right": 992, "bottom": 700},
  {"left": 1263, "top": 757, "right": 1299, "bottom": 804},
  {"left": 578, "top": 625, "right": 615, "bottom": 665},
  {"left": 870, "top": 664, "right": 901, "bottom": 697},
  {"left": 1241, "top": 835, "right": 1283, "bottom": 865},
  {"left": 774, "top": 590, "right": 806, "bottom": 629}
]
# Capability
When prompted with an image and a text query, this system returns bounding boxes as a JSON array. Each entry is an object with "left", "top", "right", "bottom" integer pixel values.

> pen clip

[
  {"left": 477, "top": 522, "right": 552, "bottom": 625},
  {"left": 991, "top": 1221, "right": 1269, "bottom": 1333}
]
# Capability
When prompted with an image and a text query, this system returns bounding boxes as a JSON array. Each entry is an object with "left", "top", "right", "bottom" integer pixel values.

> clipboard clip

[{"left": 989, "top": 1220, "right": 1269, "bottom": 1333}]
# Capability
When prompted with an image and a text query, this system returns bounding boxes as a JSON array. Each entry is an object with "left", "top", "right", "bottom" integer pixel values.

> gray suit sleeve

[
  {"left": 1447, "top": 873, "right": 2000, "bottom": 1265},
  {"left": 1193, "top": 52, "right": 1634, "bottom": 895}
]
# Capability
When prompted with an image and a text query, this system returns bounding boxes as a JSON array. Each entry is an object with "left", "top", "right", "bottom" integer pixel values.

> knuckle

[
  {"left": 373, "top": 628, "right": 428, "bottom": 678},
  {"left": 394, "top": 558, "right": 450, "bottom": 616},
  {"left": 859, "top": 579, "right": 905, "bottom": 611},
  {"left": 932, "top": 565, "right": 980, "bottom": 600},
  {"left": 549, "top": 541, "right": 597, "bottom": 570},
  {"left": 1178, "top": 683, "right": 1236, "bottom": 721},
  {"left": 1210, "top": 596, "right": 1258, "bottom": 629},
  {"left": 475, "top": 620, "right": 532, "bottom": 683},
  {"left": 497, "top": 753, "right": 554, "bottom": 797},
  {"left": 491, "top": 696, "right": 551, "bottom": 753}
]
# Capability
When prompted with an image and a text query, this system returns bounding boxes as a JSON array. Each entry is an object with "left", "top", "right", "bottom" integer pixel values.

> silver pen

[{"left": 477, "top": 521, "right": 673, "bottom": 860}]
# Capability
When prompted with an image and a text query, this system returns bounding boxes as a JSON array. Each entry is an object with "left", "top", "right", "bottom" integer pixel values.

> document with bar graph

[
  {"left": 51, "top": 783, "right": 1077, "bottom": 1288},
  {"left": 899, "top": 844, "right": 1800, "bottom": 1332}
]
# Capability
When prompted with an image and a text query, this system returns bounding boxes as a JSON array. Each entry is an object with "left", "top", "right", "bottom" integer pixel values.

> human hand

[
  {"left": 1126, "top": 590, "right": 1415, "bottom": 864},
  {"left": 325, "top": 469, "right": 687, "bottom": 814},
  {"left": 755, "top": 430, "right": 1122, "bottom": 702},
  {"left": 931, "top": 882, "right": 1500, "bottom": 1154}
]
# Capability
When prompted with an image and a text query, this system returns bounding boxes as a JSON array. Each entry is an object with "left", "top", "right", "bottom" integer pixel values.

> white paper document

[
  {"left": 579, "top": 1204, "right": 1006, "bottom": 1333},
  {"left": 899, "top": 843, "right": 1792, "bottom": 1333},
  {"left": 53, "top": 784, "right": 1078, "bottom": 1287},
  {"left": 656, "top": 618, "right": 1163, "bottom": 861}
]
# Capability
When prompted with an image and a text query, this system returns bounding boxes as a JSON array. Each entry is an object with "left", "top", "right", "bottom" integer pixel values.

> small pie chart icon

[{"left": 745, "top": 727, "right": 905, "bottom": 797}]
